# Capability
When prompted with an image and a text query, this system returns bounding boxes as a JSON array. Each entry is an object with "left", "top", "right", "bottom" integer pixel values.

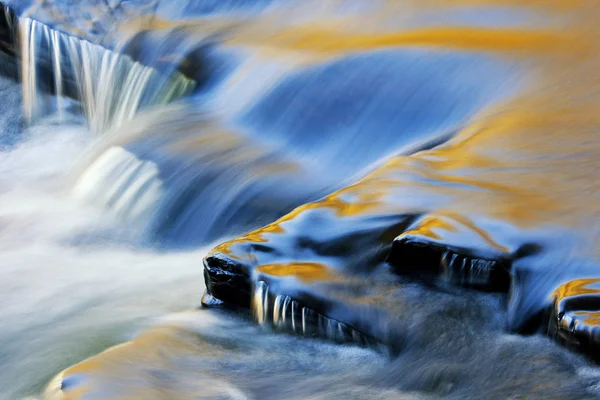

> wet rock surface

[
  {"left": 549, "top": 279, "right": 600, "bottom": 361},
  {"left": 50, "top": 284, "right": 600, "bottom": 400},
  {"left": 200, "top": 0, "right": 600, "bottom": 361},
  {"left": 44, "top": 309, "right": 600, "bottom": 400},
  {"left": 389, "top": 214, "right": 513, "bottom": 292},
  {"left": 5, "top": 0, "right": 600, "bottom": 398}
]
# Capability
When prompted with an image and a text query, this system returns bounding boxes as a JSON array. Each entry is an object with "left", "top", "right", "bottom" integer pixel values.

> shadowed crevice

[{"left": 387, "top": 239, "right": 512, "bottom": 292}]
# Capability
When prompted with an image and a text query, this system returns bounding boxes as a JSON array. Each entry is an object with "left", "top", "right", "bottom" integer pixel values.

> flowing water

[
  {"left": 3, "top": 0, "right": 600, "bottom": 399},
  {"left": 19, "top": 16, "right": 195, "bottom": 132}
]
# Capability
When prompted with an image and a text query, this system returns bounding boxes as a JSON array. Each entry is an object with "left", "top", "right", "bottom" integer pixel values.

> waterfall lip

[
  {"left": 202, "top": 252, "right": 383, "bottom": 347},
  {"left": 388, "top": 235, "right": 512, "bottom": 292},
  {"left": 0, "top": 0, "right": 201, "bottom": 83},
  {"left": 250, "top": 279, "right": 379, "bottom": 347},
  {"left": 0, "top": 1, "right": 201, "bottom": 111},
  {"left": 387, "top": 214, "right": 514, "bottom": 292},
  {"left": 17, "top": 14, "right": 198, "bottom": 131}
]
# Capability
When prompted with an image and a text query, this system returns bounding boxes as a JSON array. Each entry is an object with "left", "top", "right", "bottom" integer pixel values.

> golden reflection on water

[
  {"left": 257, "top": 262, "right": 340, "bottom": 283},
  {"left": 400, "top": 215, "right": 458, "bottom": 241},
  {"left": 44, "top": 325, "right": 235, "bottom": 400},
  {"left": 209, "top": 0, "right": 600, "bottom": 282},
  {"left": 572, "top": 311, "right": 600, "bottom": 328},
  {"left": 49, "top": 0, "right": 600, "bottom": 397},
  {"left": 553, "top": 278, "right": 600, "bottom": 301},
  {"left": 248, "top": 26, "right": 585, "bottom": 56},
  {"left": 553, "top": 279, "right": 600, "bottom": 329},
  {"left": 118, "top": 0, "right": 592, "bottom": 67}
]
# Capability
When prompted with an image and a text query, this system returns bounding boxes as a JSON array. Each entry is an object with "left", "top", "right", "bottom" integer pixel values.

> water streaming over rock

[
  {"left": 3, "top": 1, "right": 600, "bottom": 399},
  {"left": 18, "top": 16, "right": 195, "bottom": 133}
]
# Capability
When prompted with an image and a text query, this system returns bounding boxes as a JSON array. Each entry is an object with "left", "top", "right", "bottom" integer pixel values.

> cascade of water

[
  {"left": 251, "top": 280, "right": 373, "bottom": 345},
  {"left": 18, "top": 17, "right": 195, "bottom": 134}
]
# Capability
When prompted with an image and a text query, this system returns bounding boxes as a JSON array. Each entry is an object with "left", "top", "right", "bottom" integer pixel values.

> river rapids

[{"left": 1, "top": 0, "right": 600, "bottom": 399}]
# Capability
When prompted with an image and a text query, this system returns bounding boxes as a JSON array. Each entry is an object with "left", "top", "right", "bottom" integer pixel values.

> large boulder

[{"left": 203, "top": 13, "right": 600, "bottom": 358}]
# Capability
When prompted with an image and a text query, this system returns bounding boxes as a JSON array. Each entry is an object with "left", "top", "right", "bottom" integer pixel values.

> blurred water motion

[
  {"left": 2, "top": 0, "right": 600, "bottom": 399},
  {"left": 19, "top": 17, "right": 195, "bottom": 132}
]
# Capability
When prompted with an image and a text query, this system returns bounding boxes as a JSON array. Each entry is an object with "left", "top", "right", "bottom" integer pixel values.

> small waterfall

[
  {"left": 19, "top": 17, "right": 195, "bottom": 134},
  {"left": 251, "top": 280, "right": 374, "bottom": 346}
]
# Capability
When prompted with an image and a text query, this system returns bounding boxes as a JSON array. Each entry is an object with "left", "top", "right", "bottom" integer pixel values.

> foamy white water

[{"left": 0, "top": 109, "right": 207, "bottom": 398}]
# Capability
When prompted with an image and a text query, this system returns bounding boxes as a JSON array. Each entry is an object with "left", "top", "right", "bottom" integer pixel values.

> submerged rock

[
  {"left": 44, "top": 309, "right": 597, "bottom": 400},
  {"left": 389, "top": 214, "right": 512, "bottom": 292},
  {"left": 202, "top": 1, "right": 600, "bottom": 359},
  {"left": 31, "top": 1, "right": 600, "bottom": 397}
]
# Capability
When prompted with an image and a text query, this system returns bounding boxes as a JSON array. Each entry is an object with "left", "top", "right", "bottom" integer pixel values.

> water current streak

[
  {"left": 19, "top": 17, "right": 195, "bottom": 133},
  {"left": 252, "top": 280, "right": 373, "bottom": 346}
]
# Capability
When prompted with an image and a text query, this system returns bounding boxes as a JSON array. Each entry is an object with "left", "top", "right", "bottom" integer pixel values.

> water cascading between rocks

[
  {"left": 7, "top": 1, "right": 600, "bottom": 398},
  {"left": 18, "top": 15, "right": 195, "bottom": 133}
]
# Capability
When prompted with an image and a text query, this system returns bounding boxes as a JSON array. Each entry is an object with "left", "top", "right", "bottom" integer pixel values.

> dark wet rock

[
  {"left": 388, "top": 214, "right": 512, "bottom": 292},
  {"left": 203, "top": 249, "right": 388, "bottom": 345},
  {"left": 202, "top": 211, "right": 517, "bottom": 349},
  {"left": 203, "top": 253, "right": 252, "bottom": 309},
  {"left": 0, "top": 3, "right": 19, "bottom": 82},
  {"left": 389, "top": 240, "right": 511, "bottom": 292},
  {"left": 548, "top": 279, "right": 600, "bottom": 361},
  {"left": 0, "top": 3, "right": 17, "bottom": 56},
  {"left": 201, "top": 17, "right": 600, "bottom": 359}
]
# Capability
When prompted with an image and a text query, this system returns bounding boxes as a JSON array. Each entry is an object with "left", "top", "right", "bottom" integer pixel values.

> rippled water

[{"left": 3, "top": 0, "right": 600, "bottom": 399}]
